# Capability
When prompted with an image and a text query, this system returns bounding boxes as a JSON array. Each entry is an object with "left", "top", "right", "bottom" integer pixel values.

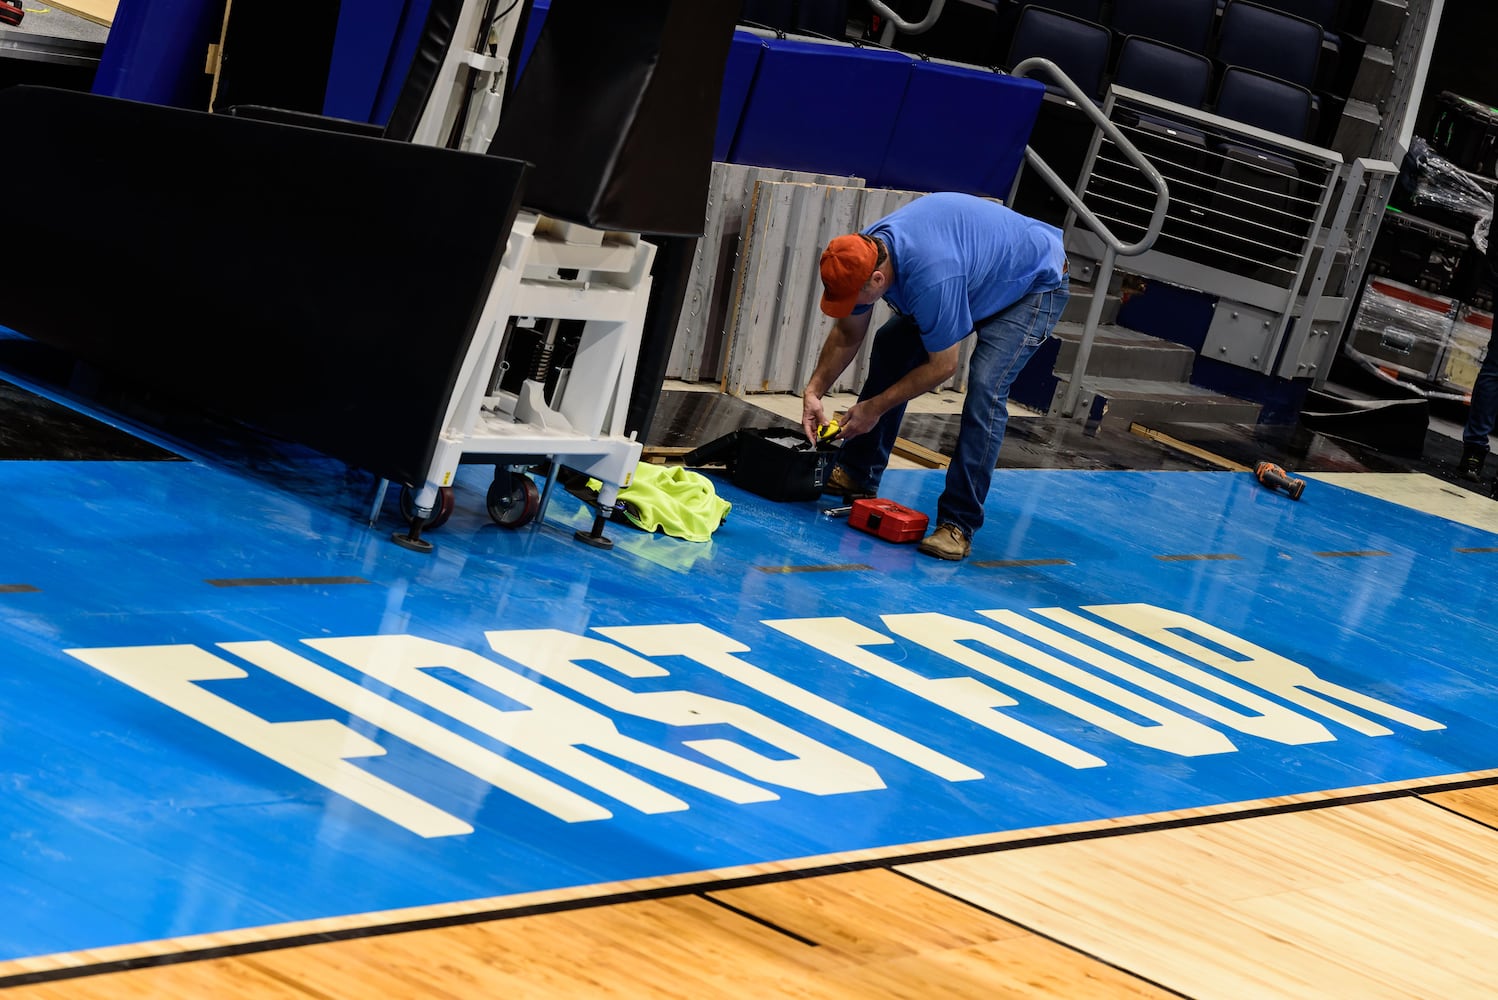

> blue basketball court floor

[{"left": 0, "top": 364, "right": 1495, "bottom": 975}]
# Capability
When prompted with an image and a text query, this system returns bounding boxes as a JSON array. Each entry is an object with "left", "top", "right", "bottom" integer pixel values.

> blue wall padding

[
  {"left": 729, "top": 39, "right": 913, "bottom": 179},
  {"left": 514, "top": 0, "right": 551, "bottom": 84},
  {"left": 323, "top": 0, "right": 408, "bottom": 123},
  {"left": 714, "top": 31, "right": 767, "bottom": 163},
  {"left": 92, "top": 0, "right": 225, "bottom": 107},
  {"left": 371, "top": 0, "right": 435, "bottom": 126},
  {"left": 877, "top": 61, "right": 1045, "bottom": 197}
]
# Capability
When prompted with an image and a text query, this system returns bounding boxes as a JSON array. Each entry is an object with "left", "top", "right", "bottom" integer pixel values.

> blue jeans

[
  {"left": 838, "top": 282, "right": 1069, "bottom": 537},
  {"left": 1463, "top": 328, "right": 1498, "bottom": 447}
]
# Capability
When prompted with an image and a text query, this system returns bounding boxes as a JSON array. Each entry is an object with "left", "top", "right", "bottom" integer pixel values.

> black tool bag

[
  {"left": 684, "top": 427, "right": 835, "bottom": 502},
  {"left": 0, "top": 0, "right": 23, "bottom": 26}
]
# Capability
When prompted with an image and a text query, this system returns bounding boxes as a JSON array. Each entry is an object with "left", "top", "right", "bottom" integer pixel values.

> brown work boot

[
  {"left": 1458, "top": 443, "right": 1489, "bottom": 483},
  {"left": 918, "top": 522, "right": 970, "bottom": 561},
  {"left": 823, "top": 465, "right": 875, "bottom": 499}
]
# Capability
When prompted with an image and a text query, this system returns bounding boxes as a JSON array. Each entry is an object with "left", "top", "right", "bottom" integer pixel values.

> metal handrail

[
  {"left": 863, "top": 0, "right": 948, "bottom": 46},
  {"left": 1008, "top": 58, "right": 1171, "bottom": 415}
]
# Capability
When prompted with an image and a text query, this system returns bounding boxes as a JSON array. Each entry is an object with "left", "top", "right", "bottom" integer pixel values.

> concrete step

[
  {"left": 1059, "top": 287, "right": 1121, "bottom": 326},
  {"left": 1056, "top": 377, "right": 1263, "bottom": 428},
  {"left": 1051, "top": 322, "right": 1196, "bottom": 383}
]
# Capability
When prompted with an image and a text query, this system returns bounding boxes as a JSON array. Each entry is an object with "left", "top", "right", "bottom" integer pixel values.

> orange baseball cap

[{"left": 819, "top": 234, "right": 878, "bottom": 318}]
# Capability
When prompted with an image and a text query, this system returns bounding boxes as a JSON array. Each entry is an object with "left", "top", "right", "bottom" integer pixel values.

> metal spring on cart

[{"left": 530, "top": 344, "right": 554, "bottom": 381}]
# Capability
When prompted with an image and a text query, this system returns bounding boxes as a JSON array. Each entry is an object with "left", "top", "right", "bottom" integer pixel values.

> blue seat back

[
  {"left": 1113, "top": 36, "right": 1213, "bottom": 109},
  {"left": 796, "top": 0, "right": 849, "bottom": 37},
  {"left": 1216, "top": 1, "right": 1321, "bottom": 90},
  {"left": 1110, "top": 0, "right": 1217, "bottom": 55},
  {"left": 728, "top": 38, "right": 913, "bottom": 178},
  {"left": 1006, "top": 6, "right": 1111, "bottom": 99},
  {"left": 1214, "top": 65, "right": 1313, "bottom": 140},
  {"left": 1018, "top": 0, "right": 1104, "bottom": 21},
  {"left": 875, "top": 60, "right": 1045, "bottom": 196},
  {"left": 1251, "top": 0, "right": 1341, "bottom": 31}
]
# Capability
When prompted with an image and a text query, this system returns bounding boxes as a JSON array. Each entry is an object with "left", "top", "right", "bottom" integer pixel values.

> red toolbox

[
  {"left": 849, "top": 498, "right": 929, "bottom": 543},
  {"left": 0, "top": 0, "right": 22, "bottom": 25}
]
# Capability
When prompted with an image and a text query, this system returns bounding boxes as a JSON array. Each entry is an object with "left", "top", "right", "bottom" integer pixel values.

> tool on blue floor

[
  {"left": 822, "top": 504, "right": 853, "bottom": 518},
  {"left": 848, "top": 497, "right": 929, "bottom": 542},
  {"left": 1255, "top": 461, "right": 1306, "bottom": 500}
]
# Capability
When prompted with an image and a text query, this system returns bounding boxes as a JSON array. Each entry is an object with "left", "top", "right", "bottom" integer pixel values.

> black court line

[
  {"left": 1417, "top": 795, "right": 1498, "bottom": 836},
  {"left": 754, "top": 564, "right": 874, "bottom": 574},
  {"left": 887, "top": 870, "right": 1192, "bottom": 999},
  {"left": 1456, "top": 547, "right": 1498, "bottom": 554},
  {"left": 205, "top": 577, "right": 371, "bottom": 588},
  {"left": 1313, "top": 551, "right": 1391, "bottom": 558},
  {"left": 971, "top": 558, "right": 1073, "bottom": 568},
  {"left": 1154, "top": 554, "right": 1241, "bottom": 562},
  {"left": 6, "top": 772, "right": 1495, "bottom": 989},
  {"left": 0, "top": 584, "right": 39, "bottom": 593},
  {"left": 699, "top": 894, "right": 820, "bottom": 947}
]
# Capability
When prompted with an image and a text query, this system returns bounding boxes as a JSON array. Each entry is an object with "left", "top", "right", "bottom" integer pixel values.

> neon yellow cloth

[{"left": 588, "top": 464, "right": 731, "bottom": 543}]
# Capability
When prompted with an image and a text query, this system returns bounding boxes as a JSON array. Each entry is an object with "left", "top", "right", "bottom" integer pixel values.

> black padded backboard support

[
  {"left": 489, "top": 0, "right": 740, "bottom": 236},
  {"left": 0, "top": 86, "right": 529, "bottom": 489}
]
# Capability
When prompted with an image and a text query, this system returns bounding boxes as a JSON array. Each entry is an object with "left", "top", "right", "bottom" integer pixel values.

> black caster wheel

[
  {"left": 400, "top": 484, "right": 455, "bottom": 530},
  {"left": 488, "top": 474, "right": 540, "bottom": 527}
]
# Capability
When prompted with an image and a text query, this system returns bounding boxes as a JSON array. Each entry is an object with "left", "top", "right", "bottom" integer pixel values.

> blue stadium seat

[
  {"left": 795, "top": 0, "right": 849, "bottom": 38},
  {"left": 1250, "top": 0, "right": 1342, "bottom": 31},
  {"left": 875, "top": 60, "right": 1046, "bottom": 196},
  {"left": 740, "top": 0, "right": 847, "bottom": 36},
  {"left": 1111, "top": 0, "right": 1217, "bottom": 55},
  {"left": 1208, "top": 68, "right": 1318, "bottom": 278},
  {"left": 1113, "top": 36, "right": 1213, "bottom": 109},
  {"left": 728, "top": 37, "right": 913, "bottom": 179},
  {"left": 714, "top": 31, "right": 766, "bottom": 163},
  {"left": 1215, "top": 1, "right": 1322, "bottom": 91},
  {"left": 1012, "top": 0, "right": 1105, "bottom": 21},
  {"left": 1241, "top": 0, "right": 1344, "bottom": 83},
  {"left": 1006, "top": 5, "right": 1112, "bottom": 100},
  {"left": 1214, "top": 64, "right": 1313, "bottom": 140}
]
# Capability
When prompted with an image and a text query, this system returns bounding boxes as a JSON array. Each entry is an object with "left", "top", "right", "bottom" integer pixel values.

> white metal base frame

[{"left": 400, "top": 211, "right": 656, "bottom": 547}]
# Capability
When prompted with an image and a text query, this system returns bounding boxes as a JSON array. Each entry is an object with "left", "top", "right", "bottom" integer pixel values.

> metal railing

[
  {"left": 862, "top": 0, "right": 949, "bottom": 46},
  {"left": 1008, "top": 60, "right": 1171, "bottom": 416},
  {"left": 1064, "top": 86, "right": 1350, "bottom": 379}
]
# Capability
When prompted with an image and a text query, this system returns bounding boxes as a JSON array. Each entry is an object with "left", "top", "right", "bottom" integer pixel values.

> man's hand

[
  {"left": 802, "top": 391, "right": 828, "bottom": 445},
  {"left": 838, "top": 399, "right": 883, "bottom": 440}
]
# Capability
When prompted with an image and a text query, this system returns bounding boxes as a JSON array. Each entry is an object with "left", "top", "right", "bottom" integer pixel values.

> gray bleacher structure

[{"left": 661, "top": 0, "right": 1442, "bottom": 429}]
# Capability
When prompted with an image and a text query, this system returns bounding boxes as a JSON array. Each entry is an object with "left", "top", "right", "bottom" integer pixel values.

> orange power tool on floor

[{"left": 1255, "top": 461, "right": 1306, "bottom": 500}]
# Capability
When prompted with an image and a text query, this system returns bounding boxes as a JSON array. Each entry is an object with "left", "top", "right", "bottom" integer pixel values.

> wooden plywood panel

[
  {"left": 723, "top": 180, "right": 866, "bottom": 396},
  {"left": 668, "top": 164, "right": 864, "bottom": 383},
  {"left": 720, "top": 183, "right": 975, "bottom": 399},
  {"left": 899, "top": 797, "right": 1498, "bottom": 1000}
]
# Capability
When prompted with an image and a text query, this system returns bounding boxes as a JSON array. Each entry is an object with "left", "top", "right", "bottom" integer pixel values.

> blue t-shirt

[{"left": 864, "top": 192, "right": 1067, "bottom": 353}]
